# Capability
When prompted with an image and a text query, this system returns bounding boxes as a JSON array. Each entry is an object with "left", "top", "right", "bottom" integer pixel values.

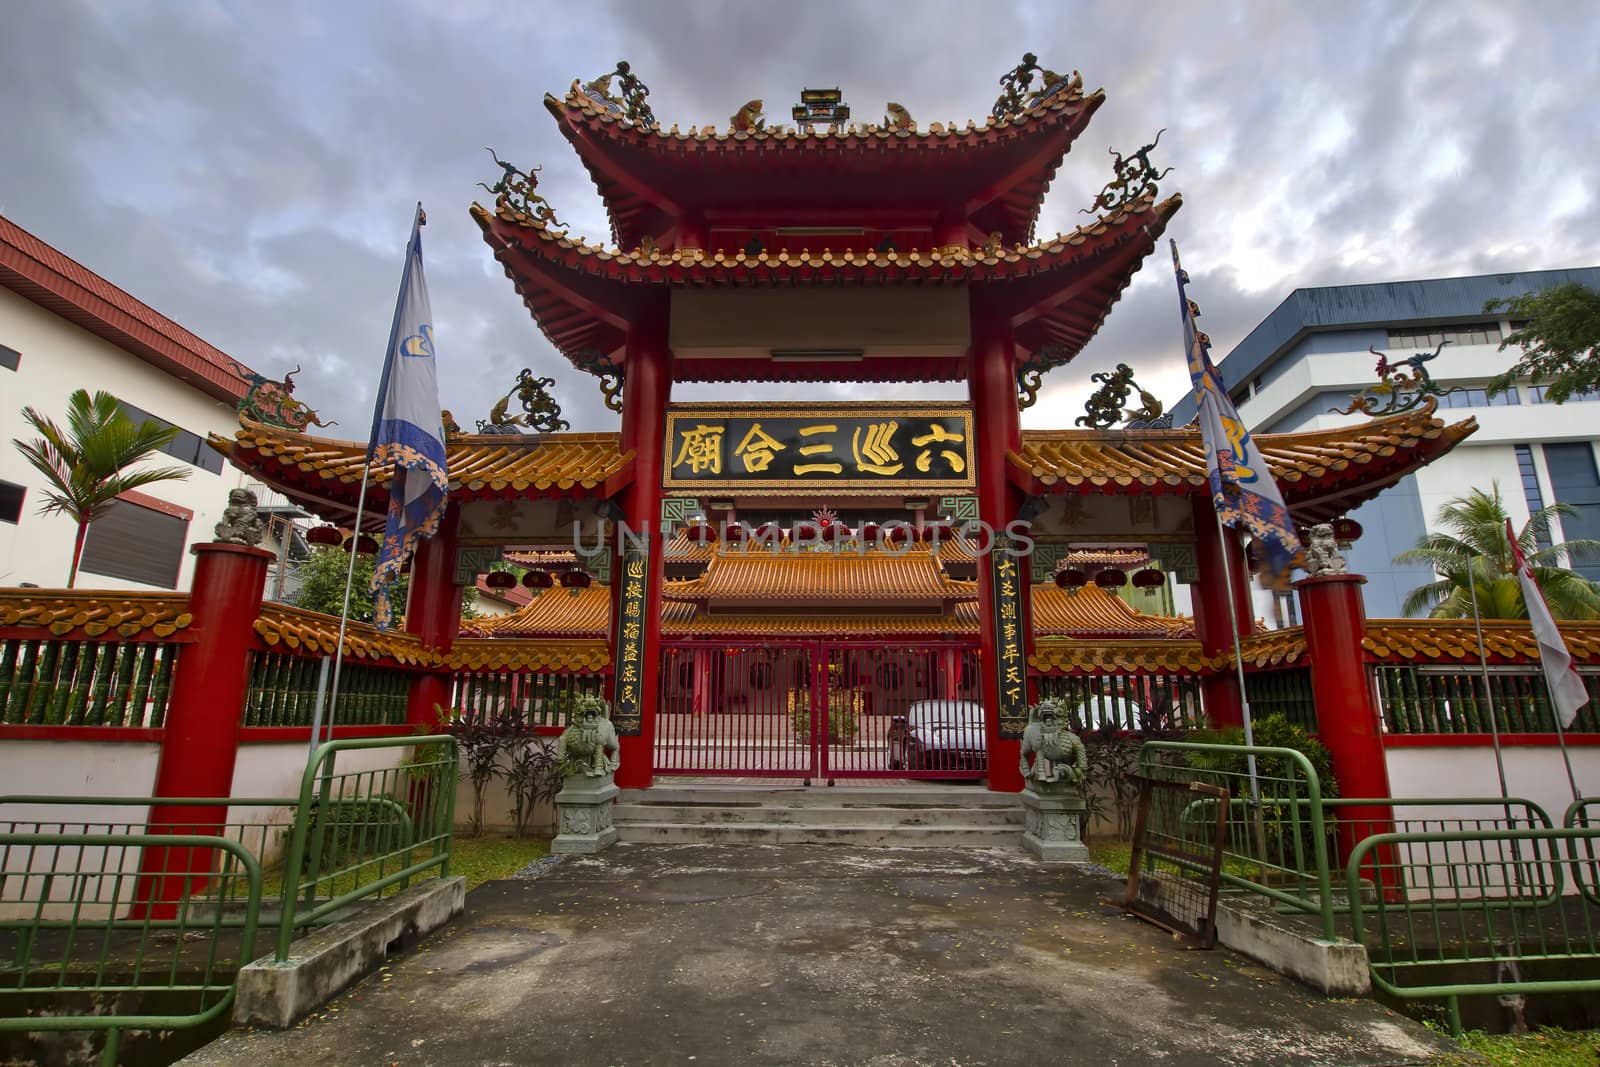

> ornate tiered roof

[
  {"left": 473, "top": 191, "right": 1180, "bottom": 384},
  {"left": 467, "top": 550, "right": 1191, "bottom": 642},
  {"left": 547, "top": 71, "right": 1102, "bottom": 249},
  {"left": 1011, "top": 407, "right": 1478, "bottom": 524},
  {"left": 210, "top": 422, "right": 633, "bottom": 529}
]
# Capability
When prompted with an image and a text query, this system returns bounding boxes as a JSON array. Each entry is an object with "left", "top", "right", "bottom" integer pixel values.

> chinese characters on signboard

[
  {"left": 991, "top": 537, "right": 1029, "bottom": 740},
  {"left": 611, "top": 544, "right": 649, "bottom": 736},
  {"left": 663, "top": 404, "right": 976, "bottom": 492}
]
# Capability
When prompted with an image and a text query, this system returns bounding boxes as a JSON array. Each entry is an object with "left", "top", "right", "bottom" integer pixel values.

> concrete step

[
  {"left": 613, "top": 802, "right": 1023, "bottom": 828},
  {"left": 614, "top": 821, "right": 1023, "bottom": 848},
  {"left": 619, "top": 785, "right": 1017, "bottom": 809}
]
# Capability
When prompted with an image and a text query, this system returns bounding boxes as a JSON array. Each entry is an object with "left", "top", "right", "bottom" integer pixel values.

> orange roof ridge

[
  {"left": 472, "top": 190, "right": 1174, "bottom": 268},
  {"left": 549, "top": 74, "right": 1100, "bottom": 144},
  {"left": 0, "top": 212, "right": 256, "bottom": 402}
]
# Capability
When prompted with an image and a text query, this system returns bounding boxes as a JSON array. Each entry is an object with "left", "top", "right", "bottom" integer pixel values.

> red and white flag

[{"left": 1507, "top": 519, "right": 1589, "bottom": 728}]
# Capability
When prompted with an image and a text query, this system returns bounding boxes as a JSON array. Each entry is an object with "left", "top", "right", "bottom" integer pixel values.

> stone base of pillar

[
  {"left": 1020, "top": 786, "right": 1090, "bottom": 863},
  {"left": 552, "top": 776, "right": 620, "bottom": 855}
]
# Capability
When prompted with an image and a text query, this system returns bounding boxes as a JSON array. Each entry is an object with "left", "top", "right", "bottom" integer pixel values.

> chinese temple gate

[{"left": 216, "top": 61, "right": 1477, "bottom": 795}]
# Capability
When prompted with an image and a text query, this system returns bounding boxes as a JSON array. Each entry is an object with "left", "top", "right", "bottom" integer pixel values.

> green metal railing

[
  {"left": 1242, "top": 668, "right": 1317, "bottom": 731},
  {"left": 0, "top": 831, "right": 261, "bottom": 1067},
  {"left": 274, "top": 735, "right": 457, "bottom": 960},
  {"left": 1374, "top": 665, "right": 1600, "bottom": 734},
  {"left": 0, "top": 638, "right": 179, "bottom": 727},
  {"left": 1347, "top": 826, "right": 1600, "bottom": 1036},
  {"left": 1136, "top": 740, "right": 1337, "bottom": 938},
  {"left": 1034, "top": 673, "right": 1207, "bottom": 733},
  {"left": 0, "top": 736, "right": 458, "bottom": 1049},
  {"left": 452, "top": 669, "right": 605, "bottom": 730},
  {"left": 243, "top": 650, "right": 410, "bottom": 727}
]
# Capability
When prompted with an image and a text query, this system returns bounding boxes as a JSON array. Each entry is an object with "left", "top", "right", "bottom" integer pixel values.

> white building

[
  {"left": 0, "top": 212, "right": 285, "bottom": 592},
  {"left": 1169, "top": 266, "right": 1600, "bottom": 622}
]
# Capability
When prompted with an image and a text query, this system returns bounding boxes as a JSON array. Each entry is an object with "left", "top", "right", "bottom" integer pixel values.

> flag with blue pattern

[
  {"left": 1173, "top": 240, "right": 1302, "bottom": 587},
  {"left": 370, "top": 207, "right": 448, "bottom": 630}
]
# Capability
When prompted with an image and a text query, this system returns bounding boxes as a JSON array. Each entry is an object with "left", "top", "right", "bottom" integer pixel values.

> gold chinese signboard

[
  {"left": 663, "top": 402, "right": 976, "bottom": 493},
  {"left": 610, "top": 543, "right": 649, "bottom": 736},
  {"left": 991, "top": 538, "right": 1029, "bottom": 740}
]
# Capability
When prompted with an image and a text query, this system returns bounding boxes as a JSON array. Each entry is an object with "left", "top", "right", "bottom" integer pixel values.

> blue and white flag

[
  {"left": 1173, "top": 240, "right": 1303, "bottom": 587},
  {"left": 369, "top": 206, "right": 448, "bottom": 630}
]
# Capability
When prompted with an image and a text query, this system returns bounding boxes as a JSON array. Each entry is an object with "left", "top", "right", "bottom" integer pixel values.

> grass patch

[
  {"left": 1088, "top": 841, "right": 1132, "bottom": 874},
  {"left": 1445, "top": 1028, "right": 1600, "bottom": 1066},
  {"left": 452, "top": 834, "right": 548, "bottom": 892}
]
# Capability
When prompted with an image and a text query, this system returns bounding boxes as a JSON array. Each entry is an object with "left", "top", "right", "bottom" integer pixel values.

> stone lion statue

[
  {"left": 556, "top": 694, "right": 620, "bottom": 778},
  {"left": 1303, "top": 523, "right": 1348, "bottom": 576},
  {"left": 1018, "top": 698, "right": 1088, "bottom": 786},
  {"left": 214, "top": 488, "right": 267, "bottom": 547}
]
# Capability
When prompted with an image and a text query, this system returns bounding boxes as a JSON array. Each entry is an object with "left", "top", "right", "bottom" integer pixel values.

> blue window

[
  {"left": 1515, "top": 445, "right": 1550, "bottom": 549},
  {"left": 1542, "top": 442, "right": 1600, "bottom": 580},
  {"left": 0, "top": 344, "right": 18, "bottom": 372}
]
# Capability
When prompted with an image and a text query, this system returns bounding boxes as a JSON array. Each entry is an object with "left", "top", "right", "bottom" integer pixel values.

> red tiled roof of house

[{"left": 0, "top": 212, "right": 255, "bottom": 402}]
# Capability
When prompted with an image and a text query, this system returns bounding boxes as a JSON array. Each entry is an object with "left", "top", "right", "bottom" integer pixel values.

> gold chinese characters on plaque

[
  {"left": 663, "top": 403, "right": 976, "bottom": 493},
  {"left": 991, "top": 536, "right": 1029, "bottom": 740},
  {"left": 611, "top": 543, "right": 649, "bottom": 736}
]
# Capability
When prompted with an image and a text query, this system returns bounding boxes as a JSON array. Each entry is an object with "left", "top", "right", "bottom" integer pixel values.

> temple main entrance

[{"left": 654, "top": 641, "right": 982, "bottom": 780}]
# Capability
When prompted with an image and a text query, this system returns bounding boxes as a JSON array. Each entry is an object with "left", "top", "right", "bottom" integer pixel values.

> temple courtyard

[{"left": 183, "top": 844, "right": 1452, "bottom": 1067}]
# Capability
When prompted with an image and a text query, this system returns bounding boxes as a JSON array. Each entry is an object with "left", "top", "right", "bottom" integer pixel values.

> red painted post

[
  {"left": 136, "top": 541, "right": 272, "bottom": 917},
  {"left": 1191, "top": 495, "right": 1252, "bottom": 729},
  {"left": 1298, "top": 572, "right": 1397, "bottom": 888},
  {"left": 969, "top": 290, "right": 1026, "bottom": 793},
  {"left": 614, "top": 293, "right": 672, "bottom": 788},
  {"left": 405, "top": 503, "right": 463, "bottom": 729}
]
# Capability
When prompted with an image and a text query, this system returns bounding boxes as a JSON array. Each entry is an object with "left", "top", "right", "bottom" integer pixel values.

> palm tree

[
  {"left": 12, "top": 390, "right": 192, "bottom": 587},
  {"left": 1395, "top": 485, "right": 1600, "bottom": 619}
]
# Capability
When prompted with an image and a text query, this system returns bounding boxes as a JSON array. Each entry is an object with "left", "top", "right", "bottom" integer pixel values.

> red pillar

[
  {"left": 1298, "top": 573, "right": 1397, "bottom": 888},
  {"left": 969, "top": 290, "right": 1026, "bottom": 793},
  {"left": 405, "top": 503, "right": 463, "bottom": 728},
  {"left": 138, "top": 541, "right": 272, "bottom": 916},
  {"left": 934, "top": 210, "right": 969, "bottom": 250},
  {"left": 1191, "top": 495, "right": 1252, "bottom": 729},
  {"left": 614, "top": 293, "right": 672, "bottom": 788}
]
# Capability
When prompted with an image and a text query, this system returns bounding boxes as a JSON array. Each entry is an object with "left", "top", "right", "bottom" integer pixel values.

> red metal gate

[{"left": 654, "top": 641, "right": 982, "bottom": 780}]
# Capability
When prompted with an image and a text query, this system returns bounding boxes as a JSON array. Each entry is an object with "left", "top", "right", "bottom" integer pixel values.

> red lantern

[
  {"left": 722, "top": 523, "right": 746, "bottom": 543},
  {"left": 343, "top": 533, "right": 380, "bottom": 555},
  {"left": 858, "top": 522, "right": 880, "bottom": 543},
  {"left": 1094, "top": 568, "right": 1127, "bottom": 588},
  {"left": 918, "top": 522, "right": 950, "bottom": 544},
  {"left": 820, "top": 522, "right": 852, "bottom": 542},
  {"left": 1131, "top": 568, "right": 1165, "bottom": 589},
  {"left": 883, "top": 524, "right": 914, "bottom": 546},
  {"left": 1332, "top": 518, "right": 1363, "bottom": 544},
  {"left": 754, "top": 522, "right": 783, "bottom": 543},
  {"left": 792, "top": 521, "right": 820, "bottom": 541},
  {"left": 1055, "top": 568, "right": 1088, "bottom": 589},
  {"left": 560, "top": 571, "right": 592, "bottom": 590},
  {"left": 522, "top": 570, "right": 554, "bottom": 589},
  {"left": 306, "top": 525, "right": 343, "bottom": 547},
  {"left": 484, "top": 571, "right": 517, "bottom": 590},
  {"left": 683, "top": 522, "right": 718, "bottom": 543}
]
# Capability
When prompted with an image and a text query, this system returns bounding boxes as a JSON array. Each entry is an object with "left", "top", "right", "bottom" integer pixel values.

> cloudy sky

[{"left": 3, "top": 0, "right": 1597, "bottom": 434}]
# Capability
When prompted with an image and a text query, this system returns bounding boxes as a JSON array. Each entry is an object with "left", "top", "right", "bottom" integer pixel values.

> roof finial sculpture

[
  {"left": 584, "top": 61, "right": 656, "bottom": 128},
  {"left": 478, "top": 369, "right": 572, "bottom": 435},
  {"left": 1332, "top": 341, "right": 1459, "bottom": 417},
  {"left": 480, "top": 148, "right": 564, "bottom": 229},
  {"left": 571, "top": 349, "right": 625, "bottom": 414},
  {"left": 1076, "top": 363, "right": 1170, "bottom": 429},
  {"left": 730, "top": 99, "right": 765, "bottom": 132},
  {"left": 1016, "top": 344, "right": 1073, "bottom": 411},
  {"left": 237, "top": 365, "right": 335, "bottom": 431},
  {"left": 1083, "top": 129, "right": 1172, "bottom": 215},
  {"left": 992, "top": 55, "right": 1080, "bottom": 122}
]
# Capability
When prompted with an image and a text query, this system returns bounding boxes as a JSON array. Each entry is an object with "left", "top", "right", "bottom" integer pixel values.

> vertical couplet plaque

[
  {"left": 610, "top": 540, "right": 650, "bottom": 736},
  {"left": 991, "top": 534, "right": 1029, "bottom": 739}
]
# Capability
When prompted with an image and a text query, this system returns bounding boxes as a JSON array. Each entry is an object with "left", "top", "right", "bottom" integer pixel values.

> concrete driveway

[{"left": 185, "top": 844, "right": 1454, "bottom": 1067}]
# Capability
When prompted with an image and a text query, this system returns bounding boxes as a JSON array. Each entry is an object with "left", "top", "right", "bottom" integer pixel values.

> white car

[{"left": 887, "top": 699, "right": 985, "bottom": 772}]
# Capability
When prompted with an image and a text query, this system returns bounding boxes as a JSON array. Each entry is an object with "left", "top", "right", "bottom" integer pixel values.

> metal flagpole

[
  {"left": 1213, "top": 506, "right": 1263, "bottom": 807},
  {"left": 1466, "top": 563, "right": 1512, "bottom": 803},
  {"left": 310, "top": 205, "right": 423, "bottom": 764}
]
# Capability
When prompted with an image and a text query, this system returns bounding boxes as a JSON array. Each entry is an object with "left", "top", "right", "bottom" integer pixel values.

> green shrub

[
  {"left": 1186, "top": 714, "right": 1338, "bottom": 798},
  {"left": 789, "top": 690, "right": 860, "bottom": 745}
]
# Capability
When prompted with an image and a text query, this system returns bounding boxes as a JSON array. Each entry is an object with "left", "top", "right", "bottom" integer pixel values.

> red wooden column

[
  {"left": 405, "top": 502, "right": 463, "bottom": 728},
  {"left": 969, "top": 289, "right": 1026, "bottom": 793},
  {"left": 1191, "top": 495, "right": 1252, "bottom": 729},
  {"left": 614, "top": 293, "right": 672, "bottom": 788},
  {"left": 138, "top": 541, "right": 272, "bottom": 916}
]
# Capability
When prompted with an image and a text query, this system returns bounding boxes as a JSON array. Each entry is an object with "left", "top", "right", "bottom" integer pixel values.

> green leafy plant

[
  {"left": 1485, "top": 281, "right": 1600, "bottom": 405},
  {"left": 503, "top": 738, "right": 562, "bottom": 837},
  {"left": 445, "top": 708, "right": 516, "bottom": 836},
  {"left": 789, "top": 689, "right": 860, "bottom": 744},
  {"left": 1394, "top": 484, "right": 1600, "bottom": 619},
  {"left": 12, "top": 389, "right": 191, "bottom": 586},
  {"left": 1082, "top": 731, "right": 1143, "bottom": 839}
]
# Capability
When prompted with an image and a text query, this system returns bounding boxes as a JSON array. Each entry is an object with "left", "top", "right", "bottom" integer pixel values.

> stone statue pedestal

[
  {"left": 1020, "top": 782, "right": 1089, "bottom": 863},
  {"left": 551, "top": 775, "right": 619, "bottom": 855}
]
